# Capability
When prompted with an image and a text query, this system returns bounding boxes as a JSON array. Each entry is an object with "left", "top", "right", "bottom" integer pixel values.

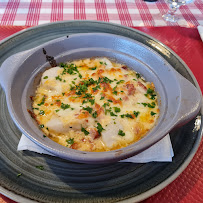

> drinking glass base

[{"left": 162, "top": 13, "right": 179, "bottom": 22}]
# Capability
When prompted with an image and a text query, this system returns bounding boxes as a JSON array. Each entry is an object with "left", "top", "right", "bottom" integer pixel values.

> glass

[{"left": 162, "top": 0, "right": 194, "bottom": 22}]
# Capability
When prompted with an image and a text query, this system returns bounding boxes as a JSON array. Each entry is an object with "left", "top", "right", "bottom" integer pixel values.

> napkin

[
  {"left": 197, "top": 25, "right": 203, "bottom": 42},
  {"left": 18, "top": 134, "right": 174, "bottom": 163}
]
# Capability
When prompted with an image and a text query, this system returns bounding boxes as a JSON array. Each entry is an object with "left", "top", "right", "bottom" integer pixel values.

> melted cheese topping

[{"left": 31, "top": 57, "right": 159, "bottom": 152}]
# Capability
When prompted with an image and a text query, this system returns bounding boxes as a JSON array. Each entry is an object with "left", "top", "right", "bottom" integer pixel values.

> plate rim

[{"left": 0, "top": 20, "right": 202, "bottom": 203}]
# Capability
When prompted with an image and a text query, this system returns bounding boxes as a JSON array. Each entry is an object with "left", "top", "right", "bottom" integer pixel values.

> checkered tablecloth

[{"left": 0, "top": 0, "right": 202, "bottom": 27}]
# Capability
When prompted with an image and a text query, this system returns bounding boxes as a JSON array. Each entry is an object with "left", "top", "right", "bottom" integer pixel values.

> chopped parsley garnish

[
  {"left": 55, "top": 109, "right": 60, "bottom": 112},
  {"left": 125, "top": 114, "right": 133, "bottom": 118},
  {"left": 140, "top": 102, "right": 156, "bottom": 108},
  {"left": 55, "top": 75, "right": 62, "bottom": 81},
  {"left": 136, "top": 73, "right": 141, "bottom": 78},
  {"left": 82, "top": 100, "right": 88, "bottom": 104},
  {"left": 60, "top": 63, "right": 68, "bottom": 68},
  {"left": 83, "top": 98, "right": 95, "bottom": 105},
  {"left": 43, "top": 76, "right": 48, "bottom": 79},
  {"left": 69, "top": 84, "right": 75, "bottom": 91},
  {"left": 83, "top": 93, "right": 92, "bottom": 98},
  {"left": 147, "top": 102, "right": 156, "bottom": 108},
  {"left": 62, "top": 92, "right": 65, "bottom": 96},
  {"left": 150, "top": 95, "right": 156, "bottom": 100},
  {"left": 78, "top": 83, "right": 88, "bottom": 92},
  {"left": 66, "top": 138, "right": 74, "bottom": 145},
  {"left": 78, "top": 73, "right": 82, "bottom": 79},
  {"left": 36, "top": 165, "right": 44, "bottom": 170},
  {"left": 37, "top": 96, "right": 45, "bottom": 106},
  {"left": 92, "top": 111, "right": 98, "bottom": 118},
  {"left": 118, "top": 129, "right": 125, "bottom": 136},
  {"left": 133, "top": 79, "right": 137, "bottom": 81},
  {"left": 90, "top": 67, "right": 97, "bottom": 70},
  {"left": 43, "top": 134, "right": 47, "bottom": 137},
  {"left": 147, "top": 88, "right": 154, "bottom": 94},
  {"left": 100, "top": 61, "right": 103, "bottom": 64},
  {"left": 81, "top": 127, "right": 89, "bottom": 135},
  {"left": 102, "top": 103, "right": 110, "bottom": 108},
  {"left": 120, "top": 113, "right": 133, "bottom": 119},
  {"left": 67, "top": 68, "right": 73, "bottom": 75},
  {"left": 141, "top": 103, "right": 147, "bottom": 107},
  {"left": 39, "top": 110, "right": 45, "bottom": 115},
  {"left": 89, "top": 78, "right": 97, "bottom": 85},
  {"left": 107, "top": 99, "right": 113, "bottom": 103},
  {"left": 100, "top": 96, "right": 105, "bottom": 100},
  {"left": 61, "top": 103, "right": 70, "bottom": 110},
  {"left": 151, "top": 111, "right": 157, "bottom": 116},
  {"left": 113, "top": 86, "right": 117, "bottom": 91},
  {"left": 83, "top": 106, "right": 93, "bottom": 114},
  {"left": 116, "top": 80, "right": 125, "bottom": 84},
  {"left": 96, "top": 123, "right": 104, "bottom": 135},
  {"left": 89, "top": 99, "right": 95, "bottom": 105},
  {"left": 133, "top": 111, "right": 140, "bottom": 117},
  {"left": 39, "top": 124, "right": 44, "bottom": 128},
  {"left": 113, "top": 91, "right": 118, "bottom": 95},
  {"left": 145, "top": 88, "right": 156, "bottom": 100},
  {"left": 61, "top": 63, "right": 82, "bottom": 79},
  {"left": 102, "top": 77, "right": 113, "bottom": 84},
  {"left": 110, "top": 111, "right": 117, "bottom": 117},
  {"left": 75, "top": 91, "right": 82, "bottom": 95},
  {"left": 97, "top": 77, "right": 101, "bottom": 84},
  {"left": 92, "top": 85, "right": 100, "bottom": 91},
  {"left": 114, "top": 107, "right": 121, "bottom": 113},
  {"left": 102, "top": 104, "right": 119, "bottom": 117},
  {"left": 103, "top": 102, "right": 113, "bottom": 115}
]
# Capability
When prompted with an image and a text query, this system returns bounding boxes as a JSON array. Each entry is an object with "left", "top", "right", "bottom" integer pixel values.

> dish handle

[
  {"left": 175, "top": 72, "right": 202, "bottom": 127},
  {"left": 0, "top": 50, "right": 30, "bottom": 91}
]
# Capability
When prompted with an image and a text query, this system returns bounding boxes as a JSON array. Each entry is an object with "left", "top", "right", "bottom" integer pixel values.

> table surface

[
  {"left": 0, "top": 25, "right": 202, "bottom": 203},
  {"left": 0, "top": 0, "right": 203, "bottom": 27},
  {"left": 0, "top": 1, "right": 203, "bottom": 202}
]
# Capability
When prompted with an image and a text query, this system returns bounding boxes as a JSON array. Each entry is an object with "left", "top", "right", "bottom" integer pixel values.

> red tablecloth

[
  {"left": 0, "top": 26, "right": 203, "bottom": 203},
  {"left": 0, "top": 0, "right": 203, "bottom": 27}
]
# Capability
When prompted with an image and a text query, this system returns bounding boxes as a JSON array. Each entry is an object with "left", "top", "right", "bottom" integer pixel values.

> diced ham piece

[
  {"left": 89, "top": 128, "right": 100, "bottom": 139},
  {"left": 121, "top": 66, "right": 128, "bottom": 70},
  {"left": 122, "top": 96, "right": 129, "bottom": 101},
  {"left": 30, "top": 96, "right": 34, "bottom": 101},
  {"left": 97, "top": 69, "right": 104, "bottom": 76},
  {"left": 55, "top": 100, "right": 61, "bottom": 106},
  {"left": 126, "top": 83, "right": 136, "bottom": 95},
  {"left": 134, "top": 123, "right": 142, "bottom": 135},
  {"left": 27, "top": 109, "right": 38, "bottom": 122},
  {"left": 95, "top": 103, "right": 104, "bottom": 116},
  {"left": 70, "top": 143, "right": 79, "bottom": 149},
  {"left": 138, "top": 81, "right": 147, "bottom": 91},
  {"left": 101, "top": 82, "right": 112, "bottom": 92},
  {"left": 76, "top": 111, "right": 89, "bottom": 119}
]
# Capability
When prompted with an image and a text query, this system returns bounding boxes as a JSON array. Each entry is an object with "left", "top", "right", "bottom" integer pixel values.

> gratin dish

[{"left": 0, "top": 33, "right": 201, "bottom": 164}]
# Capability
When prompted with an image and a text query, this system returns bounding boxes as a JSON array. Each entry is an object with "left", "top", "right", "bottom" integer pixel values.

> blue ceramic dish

[{"left": 0, "top": 33, "right": 201, "bottom": 164}]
